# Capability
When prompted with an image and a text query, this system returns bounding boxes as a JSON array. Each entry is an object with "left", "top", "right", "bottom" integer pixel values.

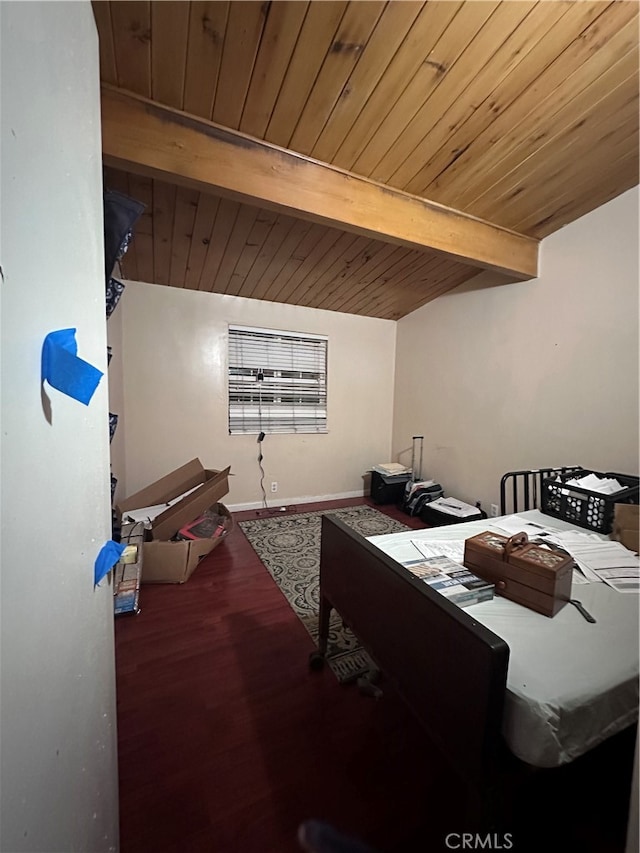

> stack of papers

[
  {"left": 373, "top": 462, "right": 410, "bottom": 476},
  {"left": 410, "top": 538, "right": 465, "bottom": 563},
  {"left": 544, "top": 533, "right": 639, "bottom": 592},
  {"left": 492, "top": 516, "right": 558, "bottom": 539},
  {"left": 565, "top": 472, "right": 625, "bottom": 495},
  {"left": 490, "top": 515, "right": 640, "bottom": 593},
  {"left": 426, "top": 496, "right": 479, "bottom": 518},
  {"left": 491, "top": 515, "right": 640, "bottom": 593}
]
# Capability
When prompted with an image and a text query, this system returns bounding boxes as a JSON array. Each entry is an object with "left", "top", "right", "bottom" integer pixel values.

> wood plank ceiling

[{"left": 93, "top": 1, "right": 639, "bottom": 320}]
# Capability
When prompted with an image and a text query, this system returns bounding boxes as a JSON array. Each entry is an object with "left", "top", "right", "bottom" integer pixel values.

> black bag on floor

[{"left": 403, "top": 482, "right": 444, "bottom": 517}]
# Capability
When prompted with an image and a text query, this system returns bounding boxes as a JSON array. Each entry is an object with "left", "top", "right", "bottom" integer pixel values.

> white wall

[
  {"left": 393, "top": 187, "right": 639, "bottom": 512},
  {"left": 0, "top": 4, "right": 119, "bottom": 852},
  {"left": 116, "top": 284, "right": 397, "bottom": 507}
]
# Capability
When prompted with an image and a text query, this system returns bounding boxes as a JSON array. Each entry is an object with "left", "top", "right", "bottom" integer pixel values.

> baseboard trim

[{"left": 226, "top": 490, "right": 365, "bottom": 513}]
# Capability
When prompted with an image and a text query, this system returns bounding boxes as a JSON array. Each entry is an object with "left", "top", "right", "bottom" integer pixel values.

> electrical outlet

[
  {"left": 271, "top": 482, "right": 278, "bottom": 493},
  {"left": 490, "top": 503, "right": 499, "bottom": 517}
]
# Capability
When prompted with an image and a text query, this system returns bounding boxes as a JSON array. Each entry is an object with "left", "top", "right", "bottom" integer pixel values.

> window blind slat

[{"left": 228, "top": 326, "right": 327, "bottom": 435}]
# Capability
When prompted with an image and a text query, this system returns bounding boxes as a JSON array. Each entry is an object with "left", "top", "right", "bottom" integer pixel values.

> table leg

[{"left": 309, "top": 594, "right": 332, "bottom": 670}]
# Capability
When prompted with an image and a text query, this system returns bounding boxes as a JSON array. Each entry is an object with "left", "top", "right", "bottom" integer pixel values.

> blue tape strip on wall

[
  {"left": 95, "top": 540, "right": 126, "bottom": 586},
  {"left": 41, "top": 328, "right": 103, "bottom": 406}
]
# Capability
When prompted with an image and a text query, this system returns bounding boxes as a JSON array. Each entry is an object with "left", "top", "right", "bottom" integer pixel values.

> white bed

[{"left": 368, "top": 509, "right": 639, "bottom": 769}]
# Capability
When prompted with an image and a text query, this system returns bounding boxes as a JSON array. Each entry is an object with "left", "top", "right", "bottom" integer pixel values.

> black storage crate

[{"left": 541, "top": 469, "right": 639, "bottom": 534}]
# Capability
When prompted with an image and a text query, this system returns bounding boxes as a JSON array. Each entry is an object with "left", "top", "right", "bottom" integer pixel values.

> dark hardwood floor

[{"left": 115, "top": 497, "right": 635, "bottom": 853}]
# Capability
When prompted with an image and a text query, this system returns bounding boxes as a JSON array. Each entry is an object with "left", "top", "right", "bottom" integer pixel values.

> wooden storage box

[{"left": 463, "top": 531, "right": 573, "bottom": 617}]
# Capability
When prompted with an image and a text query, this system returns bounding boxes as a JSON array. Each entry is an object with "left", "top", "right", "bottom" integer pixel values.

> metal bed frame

[{"left": 499, "top": 466, "right": 583, "bottom": 516}]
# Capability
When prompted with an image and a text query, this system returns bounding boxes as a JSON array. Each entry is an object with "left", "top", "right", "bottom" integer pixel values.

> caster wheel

[{"left": 308, "top": 651, "right": 325, "bottom": 671}]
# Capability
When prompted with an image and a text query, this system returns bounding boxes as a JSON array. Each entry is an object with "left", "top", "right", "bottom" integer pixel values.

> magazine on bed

[{"left": 403, "top": 554, "right": 494, "bottom": 608}]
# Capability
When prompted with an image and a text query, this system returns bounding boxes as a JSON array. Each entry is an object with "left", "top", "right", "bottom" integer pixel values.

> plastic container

[{"left": 541, "top": 469, "right": 639, "bottom": 534}]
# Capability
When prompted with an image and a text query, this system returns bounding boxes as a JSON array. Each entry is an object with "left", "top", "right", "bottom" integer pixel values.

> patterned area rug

[{"left": 238, "top": 505, "right": 409, "bottom": 683}]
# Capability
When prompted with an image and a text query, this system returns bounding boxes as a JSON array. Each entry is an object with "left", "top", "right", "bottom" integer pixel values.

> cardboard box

[
  {"left": 141, "top": 502, "right": 233, "bottom": 584},
  {"left": 141, "top": 538, "right": 214, "bottom": 584},
  {"left": 117, "top": 459, "right": 231, "bottom": 583},
  {"left": 118, "top": 458, "right": 230, "bottom": 541},
  {"left": 611, "top": 504, "right": 639, "bottom": 554}
]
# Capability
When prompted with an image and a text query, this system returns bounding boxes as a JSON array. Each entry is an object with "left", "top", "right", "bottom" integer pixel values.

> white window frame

[{"left": 228, "top": 325, "right": 328, "bottom": 435}]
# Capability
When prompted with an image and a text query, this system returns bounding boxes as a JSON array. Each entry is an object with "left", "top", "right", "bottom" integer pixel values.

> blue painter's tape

[
  {"left": 95, "top": 540, "right": 126, "bottom": 587},
  {"left": 42, "top": 328, "right": 103, "bottom": 406}
]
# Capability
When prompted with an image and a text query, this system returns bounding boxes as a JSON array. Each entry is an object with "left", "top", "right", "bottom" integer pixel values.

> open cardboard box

[
  {"left": 611, "top": 503, "right": 639, "bottom": 554},
  {"left": 117, "top": 459, "right": 231, "bottom": 583},
  {"left": 141, "top": 502, "right": 233, "bottom": 584}
]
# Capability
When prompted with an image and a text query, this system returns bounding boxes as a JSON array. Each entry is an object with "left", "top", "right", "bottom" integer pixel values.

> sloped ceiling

[{"left": 93, "top": 1, "right": 639, "bottom": 319}]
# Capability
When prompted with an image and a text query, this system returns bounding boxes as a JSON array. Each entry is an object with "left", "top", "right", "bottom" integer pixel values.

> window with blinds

[{"left": 228, "top": 325, "right": 328, "bottom": 435}]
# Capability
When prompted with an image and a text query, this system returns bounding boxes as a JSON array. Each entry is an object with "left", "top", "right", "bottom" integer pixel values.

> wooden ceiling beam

[{"left": 100, "top": 85, "right": 538, "bottom": 280}]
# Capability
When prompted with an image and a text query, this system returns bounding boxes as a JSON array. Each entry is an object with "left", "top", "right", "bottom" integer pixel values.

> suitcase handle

[{"left": 503, "top": 531, "right": 529, "bottom": 561}]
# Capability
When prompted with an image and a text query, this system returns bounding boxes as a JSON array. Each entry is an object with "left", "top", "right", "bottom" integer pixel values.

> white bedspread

[{"left": 368, "top": 510, "right": 639, "bottom": 768}]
